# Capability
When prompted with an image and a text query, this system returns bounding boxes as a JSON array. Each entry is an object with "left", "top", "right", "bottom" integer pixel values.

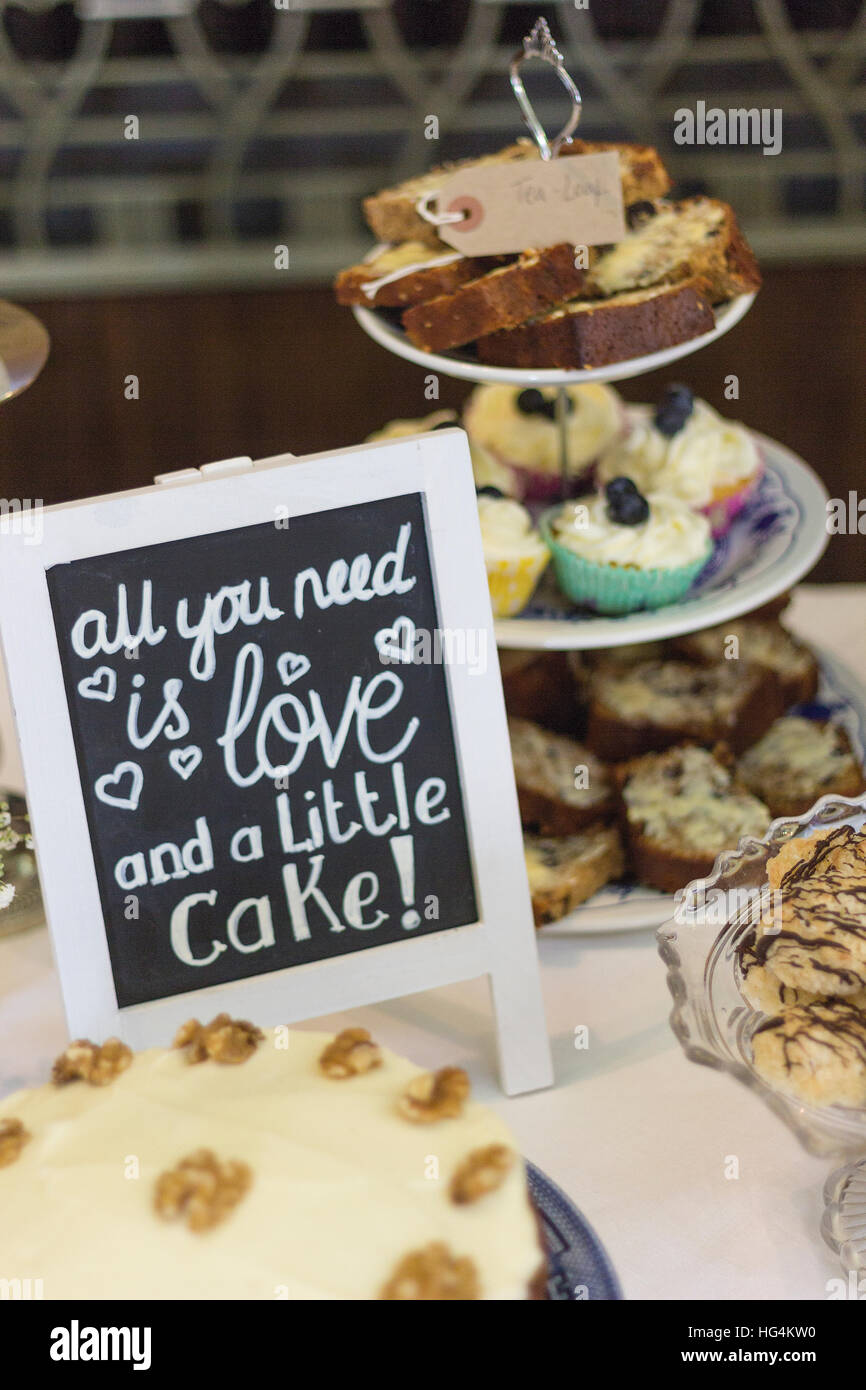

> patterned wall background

[{"left": 0, "top": 0, "right": 862, "bottom": 294}]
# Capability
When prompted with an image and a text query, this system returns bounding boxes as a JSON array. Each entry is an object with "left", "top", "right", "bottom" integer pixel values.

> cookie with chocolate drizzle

[
  {"left": 738, "top": 928, "right": 818, "bottom": 1014},
  {"left": 767, "top": 823, "right": 866, "bottom": 892},
  {"left": 756, "top": 875, "right": 866, "bottom": 998},
  {"left": 752, "top": 999, "right": 866, "bottom": 1108}
]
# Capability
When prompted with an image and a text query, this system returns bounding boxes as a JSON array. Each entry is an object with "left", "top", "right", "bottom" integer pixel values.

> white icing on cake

[
  {"left": 359, "top": 242, "right": 464, "bottom": 298},
  {"left": 0, "top": 1028, "right": 542, "bottom": 1300},
  {"left": 366, "top": 410, "right": 457, "bottom": 441}
]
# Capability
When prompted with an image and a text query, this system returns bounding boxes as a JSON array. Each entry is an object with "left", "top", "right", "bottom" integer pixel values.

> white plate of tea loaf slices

[
  {"left": 508, "top": 639, "right": 866, "bottom": 934},
  {"left": 353, "top": 289, "right": 755, "bottom": 388}
]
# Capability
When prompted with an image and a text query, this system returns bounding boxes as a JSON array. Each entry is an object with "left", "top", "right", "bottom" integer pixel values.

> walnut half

[
  {"left": 319, "top": 1028, "right": 382, "bottom": 1079},
  {"left": 52, "top": 1038, "right": 133, "bottom": 1087},
  {"left": 173, "top": 1014, "right": 263, "bottom": 1065},
  {"left": 380, "top": 1243, "right": 480, "bottom": 1300},
  {"left": 397, "top": 1067, "right": 470, "bottom": 1123},
  {"left": 154, "top": 1149, "right": 252, "bottom": 1233},
  {"left": 450, "top": 1144, "right": 515, "bottom": 1204},
  {"left": 0, "top": 1117, "right": 29, "bottom": 1168}
]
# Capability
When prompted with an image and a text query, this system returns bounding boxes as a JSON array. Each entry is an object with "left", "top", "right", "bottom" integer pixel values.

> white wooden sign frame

[{"left": 0, "top": 432, "right": 552, "bottom": 1095}]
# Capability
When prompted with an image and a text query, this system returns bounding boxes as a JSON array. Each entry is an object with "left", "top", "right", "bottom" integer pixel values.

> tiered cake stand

[
  {"left": 350, "top": 16, "right": 831, "bottom": 931},
  {"left": 354, "top": 294, "right": 835, "bottom": 931}
]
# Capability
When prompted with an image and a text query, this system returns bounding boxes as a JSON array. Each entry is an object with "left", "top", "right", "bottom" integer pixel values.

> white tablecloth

[{"left": 1, "top": 584, "right": 863, "bottom": 1301}]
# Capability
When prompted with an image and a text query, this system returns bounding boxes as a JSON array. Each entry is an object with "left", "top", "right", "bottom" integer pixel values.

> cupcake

[
  {"left": 596, "top": 385, "right": 762, "bottom": 537},
  {"left": 477, "top": 490, "right": 549, "bottom": 618},
  {"left": 541, "top": 478, "right": 712, "bottom": 615},
  {"left": 463, "top": 383, "right": 625, "bottom": 502},
  {"left": 366, "top": 409, "right": 457, "bottom": 441}
]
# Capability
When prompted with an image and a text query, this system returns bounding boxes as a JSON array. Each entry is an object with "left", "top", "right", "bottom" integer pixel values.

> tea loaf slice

[
  {"left": 500, "top": 649, "right": 584, "bottom": 736},
  {"left": 525, "top": 826, "right": 625, "bottom": 927},
  {"left": 615, "top": 744, "right": 771, "bottom": 894},
  {"left": 587, "top": 197, "right": 761, "bottom": 305},
  {"left": 509, "top": 715, "right": 614, "bottom": 833},
  {"left": 737, "top": 716, "right": 866, "bottom": 820},
  {"left": 335, "top": 241, "right": 505, "bottom": 309},
  {"left": 363, "top": 140, "right": 671, "bottom": 247},
  {"left": 586, "top": 658, "right": 784, "bottom": 762},
  {"left": 672, "top": 621, "right": 819, "bottom": 708},
  {"left": 476, "top": 281, "right": 715, "bottom": 370},
  {"left": 402, "top": 245, "right": 588, "bottom": 353}
]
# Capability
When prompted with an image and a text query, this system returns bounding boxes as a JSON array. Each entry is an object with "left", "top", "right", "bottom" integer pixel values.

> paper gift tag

[{"left": 436, "top": 151, "right": 626, "bottom": 257}]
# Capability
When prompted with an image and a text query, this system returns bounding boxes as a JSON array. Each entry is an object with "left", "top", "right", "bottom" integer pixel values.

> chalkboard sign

[
  {"left": 46, "top": 492, "right": 477, "bottom": 1007},
  {"left": 0, "top": 436, "right": 551, "bottom": 1094}
]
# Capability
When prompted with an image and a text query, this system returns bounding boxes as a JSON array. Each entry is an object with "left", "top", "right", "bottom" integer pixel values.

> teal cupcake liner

[{"left": 539, "top": 510, "right": 713, "bottom": 615}]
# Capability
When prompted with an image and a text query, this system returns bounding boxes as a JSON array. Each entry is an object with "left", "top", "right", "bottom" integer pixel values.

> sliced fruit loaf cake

[
  {"left": 335, "top": 242, "right": 506, "bottom": 309},
  {"left": 671, "top": 620, "right": 819, "bottom": 708},
  {"left": 737, "top": 716, "right": 866, "bottom": 819},
  {"left": 509, "top": 715, "right": 615, "bottom": 833},
  {"left": 363, "top": 139, "right": 671, "bottom": 247},
  {"left": 585, "top": 658, "right": 784, "bottom": 761},
  {"left": 476, "top": 281, "right": 715, "bottom": 372},
  {"left": 525, "top": 826, "right": 625, "bottom": 926},
  {"left": 402, "top": 245, "right": 588, "bottom": 353},
  {"left": 614, "top": 744, "right": 771, "bottom": 894},
  {"left": 587, "top": 197, "right": 761, "bottom": 305}
]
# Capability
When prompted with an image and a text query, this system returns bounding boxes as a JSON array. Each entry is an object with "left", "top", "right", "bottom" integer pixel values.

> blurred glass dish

[
  {"left": 657, "top": 792, "right": 866, "bottom": 1159},
  {"left": 0, "top": 301, "right": 50, "bottom": 403},
  {"left": 822, "top": 1158, "right": 866, "bottom": 1279},
  {"left": 0, "top": 795, "right": 42, "bottom": 939}
]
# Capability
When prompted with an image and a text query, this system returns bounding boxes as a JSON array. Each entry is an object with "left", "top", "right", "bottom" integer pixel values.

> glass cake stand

[
  {"left": 657, "top": 792, "right": 866, "bottom": 1159},
  {"left": 0, "top": 300, "right": 50, "bottom": 402},
  {"left": 822, "top": 1158, "right": 866, "bottom": 1278}
]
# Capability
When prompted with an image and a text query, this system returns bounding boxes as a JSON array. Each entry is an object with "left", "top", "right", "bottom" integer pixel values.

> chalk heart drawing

[
  {"left": 169, "top": 745, "right": 202, "bottom": 781},
  {"left": 276, "top": 651, "right": 311, "bottom": 686},
  {"left": 95, "top": 761, "right": 143, "bottom": 812},
  {"left": 374, "top": 615, "right": 416, "bottom": 665},
  {"left": 77, "top": 666, "right": 116, "bottom": 703}
]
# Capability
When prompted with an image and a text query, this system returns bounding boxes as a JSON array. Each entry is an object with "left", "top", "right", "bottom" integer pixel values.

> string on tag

[{"left": 415, "top": 189, "right": 467, "bottom": 229}]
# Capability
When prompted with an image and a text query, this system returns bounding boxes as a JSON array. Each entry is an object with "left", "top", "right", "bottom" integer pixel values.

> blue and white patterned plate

[
  {"left": 527, "top": 1161, "right": 622, "bottom": 1300},
  {"left": 542, "top": 647, "right": 866, "bottom": 936},
  {"left": 495, "top": 434, "right": 829, "bottom": 649}
]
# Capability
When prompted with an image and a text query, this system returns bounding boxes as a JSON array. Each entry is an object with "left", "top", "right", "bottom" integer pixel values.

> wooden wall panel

[{"left": 0, "top": 267, "right": 861, "bottom": 582}]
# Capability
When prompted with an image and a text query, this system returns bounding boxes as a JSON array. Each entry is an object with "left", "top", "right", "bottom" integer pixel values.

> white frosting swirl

[
  {"left": 550, "top": 490, "right": 711, "bottom": 570},
  {"left": 478, "top": 495, "right": 546, "bottom": 563},
  {"left": 597, "top": 401, "right": 760, "bottom": 509},
  {"left": 366, "top": 410, "right": 456, "bottom": 441},
  {"left": 464, "top": 383, "right": 624, "bottom": 475}
]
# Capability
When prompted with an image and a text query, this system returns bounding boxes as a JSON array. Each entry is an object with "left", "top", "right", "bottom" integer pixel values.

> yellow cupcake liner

[{"left": 485, "top": 550, "right": 550, "bottom": 618}]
